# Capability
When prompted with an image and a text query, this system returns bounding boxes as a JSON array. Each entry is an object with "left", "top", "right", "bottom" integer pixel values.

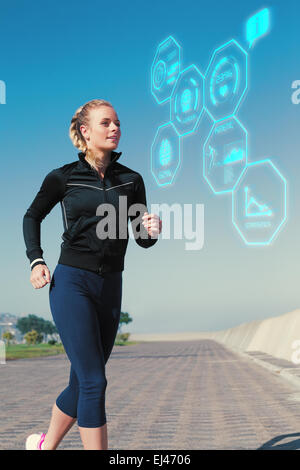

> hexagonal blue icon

[
  {"left": 170, "top": 64, "right": 205, "bottom": 136},
  {"left": 204, "top": 39, "right": 248, "bottom": 122},
  {"left": 232, "top": 159, "right": 287, "bottom": 245},
  {"left": 151, "top": 122, "right": 180, "bottom": 186},
  {"left": 203, "top": 116, "right": 247, "bottom": 194},
  {"left": 151, "top": 36, "right": 181, "bottom": 104}
]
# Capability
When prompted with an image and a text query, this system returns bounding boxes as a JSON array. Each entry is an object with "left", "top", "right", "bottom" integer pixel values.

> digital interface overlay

[{"left": 150, "top": 8, "right": 287, "bottom": 246}]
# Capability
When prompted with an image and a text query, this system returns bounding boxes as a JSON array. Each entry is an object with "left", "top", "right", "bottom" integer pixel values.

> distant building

[{"left": 0, "top": 312, "right": 25, "bottom": 343}]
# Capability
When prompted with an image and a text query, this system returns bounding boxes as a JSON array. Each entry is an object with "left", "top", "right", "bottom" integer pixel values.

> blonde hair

[{"left": 69, "top": 99, "right": 114, "bottom": 171}]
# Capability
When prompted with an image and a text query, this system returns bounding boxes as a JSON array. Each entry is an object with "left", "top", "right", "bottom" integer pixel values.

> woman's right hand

[{"left": 30, "top": 264, "right": 51, "bottom": 289}]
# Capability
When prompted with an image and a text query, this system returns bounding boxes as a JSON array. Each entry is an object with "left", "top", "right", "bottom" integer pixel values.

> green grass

[
  {"left": 4, "top": 340, "right": 140, "bottom": 360},
  {"left": 5, "top": 343, "right": 66, "bottom": 360},
  {"left": 114, "top": 340, "right": 140, "bottom": 346}
]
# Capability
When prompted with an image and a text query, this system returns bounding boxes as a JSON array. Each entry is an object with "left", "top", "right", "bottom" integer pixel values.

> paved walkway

[{"left": 2, "top": 339, "right": 300, "bottom": 450}]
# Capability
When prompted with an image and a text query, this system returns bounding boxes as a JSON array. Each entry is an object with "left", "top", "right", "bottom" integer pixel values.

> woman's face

[{"left": 81, "top": 106, "right": 121, "bottom": 153}]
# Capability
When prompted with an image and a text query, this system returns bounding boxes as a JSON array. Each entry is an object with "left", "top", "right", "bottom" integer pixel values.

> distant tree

[
  {"left": 24, "top": 329, "right": 43, "bottom": 345},
  {"left": 2, "top": 331, "right": 14, "bottom": 346},
  {"left": 118, "top": 311, "right": 132, "bottom": 334},
  {"left": 43, "top": 320, "right": 57, "bottom": 335},
  {"left": 16, "top": 314, "right": 57, "bottom": 341}
]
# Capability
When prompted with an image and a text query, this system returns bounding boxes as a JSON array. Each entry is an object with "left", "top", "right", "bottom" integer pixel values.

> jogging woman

[{"left": 23, "top": 99, "right": 162, "bottom": 450}]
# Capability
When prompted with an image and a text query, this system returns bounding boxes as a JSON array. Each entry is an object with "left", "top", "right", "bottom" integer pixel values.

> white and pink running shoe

[{"left": 25, "top": 432, "right": 46, "bottom": 450}]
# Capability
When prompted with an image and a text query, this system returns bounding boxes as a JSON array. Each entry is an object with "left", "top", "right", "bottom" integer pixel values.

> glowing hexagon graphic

[
  {"left": 204, "top": 39, "right": 248, "bottom": 122},
  {"left": 232, "top": 159, "right": 287, "bottom": 245},
  {"left": 203, "top": 116, "right": 247, "bottom": 194},
  {"left": 151, "top": 36, "right": 181, "bottom": 104},
  {"left": 170, "top": 64, "right": 205, "bottom": 136},
  {"left": 151, "top": 122, "right": 180, "bottom": 186}
]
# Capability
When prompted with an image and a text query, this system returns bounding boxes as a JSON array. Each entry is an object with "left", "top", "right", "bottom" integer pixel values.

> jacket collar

[{"left": 78, "top": 150, "right": 122, "bottom": 172}]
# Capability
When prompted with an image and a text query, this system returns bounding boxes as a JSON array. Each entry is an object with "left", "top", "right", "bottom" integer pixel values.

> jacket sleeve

[
  {"left": 23, "top": 169, "right": 65, "bottom": 270},
  {"left": 129, "top": 174, "right": 158, "bottom": 249}
]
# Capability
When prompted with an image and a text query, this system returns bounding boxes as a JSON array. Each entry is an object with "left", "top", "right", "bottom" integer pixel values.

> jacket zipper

[
  {"left": 96, "top": 156, "right": 118, "bottom": 202},
  {"left": 96, "top": 163, "right": 112, "bottom": 274}
]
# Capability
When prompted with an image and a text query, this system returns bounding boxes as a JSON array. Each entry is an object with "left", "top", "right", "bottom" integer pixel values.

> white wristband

[{"left": 30, "top": 258, "right": 45, "bottom": 268}]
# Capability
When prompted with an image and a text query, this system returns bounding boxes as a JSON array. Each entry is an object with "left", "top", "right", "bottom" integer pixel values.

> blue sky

[{"left": 1, "top": 0, "right": 299, "bottom": 334}]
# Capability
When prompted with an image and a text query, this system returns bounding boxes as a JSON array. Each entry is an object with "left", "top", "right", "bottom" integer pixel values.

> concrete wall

[{"left": 199, "top": 309, "right": 300, "bottom": 363}]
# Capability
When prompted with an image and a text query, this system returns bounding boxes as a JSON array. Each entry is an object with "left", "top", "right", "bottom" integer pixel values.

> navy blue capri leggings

[{"left": 49, "top": 263, "right": 122, "bottom": 428}]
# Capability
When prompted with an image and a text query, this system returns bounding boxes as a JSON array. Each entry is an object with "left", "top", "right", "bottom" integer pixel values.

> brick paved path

[{"left": 1, "top": 339, "right": 300, "bottom": 450}]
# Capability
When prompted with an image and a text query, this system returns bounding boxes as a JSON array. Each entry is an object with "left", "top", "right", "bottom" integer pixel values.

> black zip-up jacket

[{"left": 23, "top": 151, "right": 158, "bottom": 275}]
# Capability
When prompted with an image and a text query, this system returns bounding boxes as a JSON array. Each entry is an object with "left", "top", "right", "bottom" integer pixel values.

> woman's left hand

[{"left": 142, "top": 212, "right": 162, "bottom": 237}]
